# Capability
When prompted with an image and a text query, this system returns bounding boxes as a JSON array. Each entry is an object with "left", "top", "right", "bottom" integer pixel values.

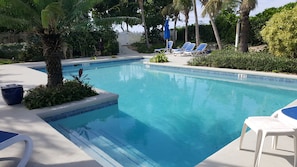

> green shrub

[
  {"left": 65, "top": 26, "right": 119, "bottom": 57},
  {"left": 24, "top": 69, "right": 98, "bottom": 109},
  {"left": 19, "top": 34, "right": 44, "bottom": 62},
  {"left": 150, "top": 52, "right": 169, "bottom": 63},
  {"left": 23, "top": 80, "right": 98, "bottom": 110},
  {"left": 0, "top": 59, "right": 13, "bottom": 64},
  {"left": 260, "top": 5, "right": 297, "bottom": 58},
  {"left": 0, "top": 43, "right": 26, "bottom": 60},
  {"left": 188, "top": 49, "right": 297, "bottom": 74},
  {"left": 131, "top": 42, "right": 155, "bottom": 53},
  {"left": 249, "top": 3, "right": 297, "bottom": 45}
]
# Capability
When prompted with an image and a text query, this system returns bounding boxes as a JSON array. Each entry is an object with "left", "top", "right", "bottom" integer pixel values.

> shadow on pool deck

[{"left": 1, "top": 47, "right": 297, "bottom": 167}]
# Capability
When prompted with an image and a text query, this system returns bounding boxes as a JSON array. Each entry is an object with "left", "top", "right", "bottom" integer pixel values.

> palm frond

[
  {"left": 60, "top": 0, "right": 102, "bottom": 30},
  {"left": 41, "top": 2, "right": 64, "bottom": 33},
  {"left": 94, "top": 16, "right": 141, "bottom": 26},
  {"left": 0, "top": 14, "right": 30, "bottom": 30},
  {"left": 0, "top": 0, "right": 41, "bottom": 29},
  {"left": 241, "top": 0, "right": 257, "bottom": 11},
  {"left": 202, "top": 0, "right": 223, "bottom": 17}
]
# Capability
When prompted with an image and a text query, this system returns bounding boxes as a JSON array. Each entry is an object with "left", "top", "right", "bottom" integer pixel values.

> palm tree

[
  {"left": 201, "top": 0, "right": 223, "bottom": 50},
  {"left": 118, "top": 0, "right": 149, "bottom": 47},
  {"left": 137, "top": 0, "right": 150, "bottom": 48},
  {"left": 173, "top": 0, "right": 193, "bottom": 42},
  {"left": 192, "top": 0, "right": 200, "bottom": 45},
  {"left": 0, "top": 0, "right": 101, "bottom": 87},
  {"left": 93, "top": 1, "right": 141, "bottom": 32},
  {"left": 239, "top": 0, "right": 257, "bottom": 52}
]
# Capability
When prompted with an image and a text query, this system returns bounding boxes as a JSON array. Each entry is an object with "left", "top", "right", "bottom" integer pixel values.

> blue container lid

[
  {"left": 1, "top": 84, "right": 23, "bottom": 90},
  {"left": 281, "top": 106, "right": 297, "bottom": 120}
]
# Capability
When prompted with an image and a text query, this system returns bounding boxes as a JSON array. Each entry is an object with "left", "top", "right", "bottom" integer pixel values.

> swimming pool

[{"left": 46, "top": 59, "right": 297, "bottom": 167}]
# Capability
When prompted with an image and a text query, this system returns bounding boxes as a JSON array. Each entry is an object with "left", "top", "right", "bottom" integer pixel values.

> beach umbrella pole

[
  {"left": 166, "top": 39, "right": 169, "bottom": 52},
  {"left": 164, "top": 16, "right": 170, "bottom": 53}
]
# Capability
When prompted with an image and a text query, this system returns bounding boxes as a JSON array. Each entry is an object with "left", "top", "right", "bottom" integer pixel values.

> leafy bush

[
  {"left": 19, "top": 34, "right": 44, "bottom": 62},
  {"left": 148, "top": 28, "right": 163, "bottom": 44},
  {"left": 214, "top": 9, "right": 237, "bottom": 44},
  {"left": 64, "top": 26, "right": 119, "bottom": 57},
  {"left": 260, "top": 5, "right": 297, "bottom": 58},
  {"left": 0, "top": 59, "right": 13, "bottom": 64},
  {"left": 188, "top": 49, "right": 297, "bottom": 74},
  {"left": 0, "top": 43, "right": 26, "bottom": 60},
  {"left": 23, "top": 69, "right": 98, "bottom": 109},
  {"left": 150, "top": 52, "right": 169, "bottom": 63},
  {"left": 250, "top": 2, "right": 297, "bottom": 45},
  {"left": 131, "top": 42, "right": 155, "bottom": 53}
]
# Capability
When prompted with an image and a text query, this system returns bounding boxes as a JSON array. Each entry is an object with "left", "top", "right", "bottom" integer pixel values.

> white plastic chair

[
  {"left": 0, "top": 131, "right": 33, "bottom": 167},
  {"left": 239, "top": 107, "right": 297, "bottom": 167}
]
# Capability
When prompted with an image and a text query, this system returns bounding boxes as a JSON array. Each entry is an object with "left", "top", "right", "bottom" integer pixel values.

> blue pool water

[{"left": 47, "top": 60, "right": 297, "bottom": 167}]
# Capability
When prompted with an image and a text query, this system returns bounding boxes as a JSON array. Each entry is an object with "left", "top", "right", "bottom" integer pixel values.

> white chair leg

[
  {"left": 239, "top": 122, "right": 248, "bottom": 150},
  {"left": 254, "top": 130, "right": 266, "bottom": 167},
  {"left": 272, "top": 136, "right": 278, "bottom": 149},
  {"left": 293, "top": 135, "right": 297, "bottom": 167},
  {"left": 17, "top": 135, "right": 33, "bottom": 167}
]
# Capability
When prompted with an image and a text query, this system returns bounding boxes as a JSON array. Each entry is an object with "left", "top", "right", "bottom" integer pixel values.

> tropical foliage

[
  {"left": 188, "top": 49, "right": 297, "bottom": 74},
  {"left": 261, "top": 5, "right": 297, "bottom": 58},
  {"left": 173, "top": 0, "right": 193, "bottom": 42},
  {"left": 200, "top": 0, "right": 223, "bottom": 49},
  {"left": 214, "top": 9, "right": 237, "bottom": 44},
  {"left": 250, "top": 2, "right": 297, "bottom": 45},
  {"left": 24, "top": 80, "right": 98, "bottom": 109},
  {"left": 150, "top": 52, "right": 169, "bottom": 63},
  {"left": 24, "top": 68, "right": 98, "bottom": 109},
  {"left": 0, "top": 0, "right": 101, "bottom": 87},
  {"left": 93, "top": 0, "right": 141, "bottom": 32}
]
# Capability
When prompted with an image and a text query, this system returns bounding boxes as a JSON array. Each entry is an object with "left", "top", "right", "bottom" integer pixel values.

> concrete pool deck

[{"left": 1, "top": 48, "right": 297, "bottom": 167}]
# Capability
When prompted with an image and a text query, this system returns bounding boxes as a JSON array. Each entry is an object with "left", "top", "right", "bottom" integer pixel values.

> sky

[{"left": 115, "top": 0, "right": 296, "bottom": 33}]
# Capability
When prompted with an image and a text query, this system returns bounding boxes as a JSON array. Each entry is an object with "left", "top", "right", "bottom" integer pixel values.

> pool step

[
  {"left": 76, "top": 127, "right": 159, "bottom": 167},
  {"left": 57, "top": 125, "right": 159, "bottom": 167},
  {"left": 56, "top": 125, "right": 122, "bottom": 167}
]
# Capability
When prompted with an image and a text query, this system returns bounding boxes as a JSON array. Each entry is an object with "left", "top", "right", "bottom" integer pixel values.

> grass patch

[{"left": 0, "top": 59, "right": 14, "bottom": 64}]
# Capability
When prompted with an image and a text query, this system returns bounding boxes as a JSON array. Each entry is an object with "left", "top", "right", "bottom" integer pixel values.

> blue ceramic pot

[{"left": 1, "top": 84, "right": 24, "bottom": 105}]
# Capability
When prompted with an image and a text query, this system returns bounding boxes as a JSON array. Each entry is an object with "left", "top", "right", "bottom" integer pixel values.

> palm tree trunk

[
  {"left": 239, "top": 10, "right": 250, "bottom": 52},
  {"left": 42, "top": 34, "right": 63, "bottom": 87},
  {"left": 173, "top": 15, "right": 178, "bottom": 42},
  {"left": 185, "top": 13, "right": 189, "bottom": 42},
  {"left": 138, "top": 0, "right": 150, "bottom": 48},
  {"left": 192, "top": 0, "right": 200, "bottom": 45},
  {"left": 209, "top": 15, "right": 222, "bottom": 50}
]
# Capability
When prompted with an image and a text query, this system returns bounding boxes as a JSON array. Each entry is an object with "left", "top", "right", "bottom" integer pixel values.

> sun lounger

[
  {"left": 173, "top": 43, "right": 195, "bottom": 55},
  {"left": 183, "top": 43, "right": 208, "bottom": 56},
  {"left": 0, "top": 131, "right": 33, "bottom": 167},
  {"left": 171, "top": 42, "right": 191, "bottom": 53}
]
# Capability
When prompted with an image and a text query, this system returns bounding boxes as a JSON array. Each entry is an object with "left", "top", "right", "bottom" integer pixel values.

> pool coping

[
  {"left": 1, "top": 54, "right": 297, "bottom": 167},
  {"left": 145, "top": 61, "right": 297, "bottom": 80}
]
